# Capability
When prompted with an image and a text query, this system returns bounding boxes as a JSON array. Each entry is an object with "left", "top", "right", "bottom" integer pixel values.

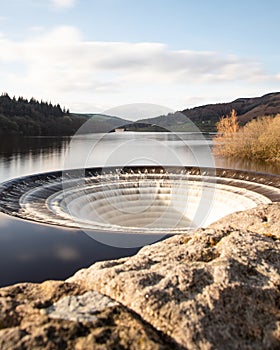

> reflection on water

[
  {"left": 0, "top": 136, "right": 70, "bottom": 183},
  {"left": 63, "top": 132, "right": 214, "bottom": 170},
  {"left": 0, "top": 213, "right": 138, "bottom": 287},
  {"left": 0, "top": 133, "right": 279, "bottom": 287},
  {"left": 215, "top": 156, "right": 280, "bottom": 175}
]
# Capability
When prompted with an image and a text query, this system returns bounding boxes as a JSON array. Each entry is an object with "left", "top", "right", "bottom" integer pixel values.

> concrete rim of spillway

[{"left": 0, "top": 166, "right": 279, "bottom": 235}]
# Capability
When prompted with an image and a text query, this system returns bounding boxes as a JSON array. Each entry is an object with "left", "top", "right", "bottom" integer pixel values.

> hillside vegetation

[
  {"left": 0, "top": 93, "right": 88, "bottom": 136},
  {"left": 214, "top": 110, "right": 280, "bottom": 162},
  {"left": 0, "top": 94, "right": 131, "bottom": 135},
  {"left": 138, "top": 92, "right": 280, "bottom": 132},
  {"left": 1, "top": 92, "right": 280, "bottom": 135}
]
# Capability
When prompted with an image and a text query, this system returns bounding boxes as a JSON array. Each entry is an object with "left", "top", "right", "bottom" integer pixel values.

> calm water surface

[{"left": 0, "top": 133, "right": 279, "bottom": 287}]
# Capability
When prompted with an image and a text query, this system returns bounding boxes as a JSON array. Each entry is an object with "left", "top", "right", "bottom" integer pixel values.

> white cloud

[
  {"left": 0, "top": 25, "right": 277, "bottom": 112},
  {"left": 51, "top": 0, "right": 76, "bottom": 9}
]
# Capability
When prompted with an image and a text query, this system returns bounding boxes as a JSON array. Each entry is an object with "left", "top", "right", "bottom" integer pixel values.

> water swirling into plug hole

[{"left": 0, "top": 167, "right": 279, "bottom": 237}]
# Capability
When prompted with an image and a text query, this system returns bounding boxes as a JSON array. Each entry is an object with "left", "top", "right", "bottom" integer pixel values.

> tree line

[{"left": 0, "top": 93, "right": 86, "bottom": 136}]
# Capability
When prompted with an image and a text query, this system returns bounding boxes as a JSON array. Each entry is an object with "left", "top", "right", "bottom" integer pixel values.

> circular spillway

[{"left": 0, "top": 167, "right": 280, "bottom": 234}]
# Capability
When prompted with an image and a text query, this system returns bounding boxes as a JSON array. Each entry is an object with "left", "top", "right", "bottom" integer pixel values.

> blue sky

[{"left": 0, "top": 0, "right": 279, "bottom": 115}]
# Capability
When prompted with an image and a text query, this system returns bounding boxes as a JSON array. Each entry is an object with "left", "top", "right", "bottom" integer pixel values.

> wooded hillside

[{"left": 0, "top": 93, "right": 86, "bottom": 136}]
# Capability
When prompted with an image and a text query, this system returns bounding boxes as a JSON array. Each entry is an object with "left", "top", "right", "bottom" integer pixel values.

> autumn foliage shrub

[{"left": 213, "top": 110, "right": 280, "bottom": 162}]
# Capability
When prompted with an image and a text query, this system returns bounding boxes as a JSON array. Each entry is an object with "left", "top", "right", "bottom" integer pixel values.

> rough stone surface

[
  {"left": 0, "top": 203, "right": 280, "bottom": 349},
  {"left": 0, "top": 281, "right": 181, "bottom": 349},
  {"left": 210, "top": 202, "right": 280, "bottom": 239}
]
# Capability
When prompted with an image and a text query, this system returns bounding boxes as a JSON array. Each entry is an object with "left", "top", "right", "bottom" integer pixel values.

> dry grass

[{"left": 213, "top": 110, "right": 280, "bottom": 162}]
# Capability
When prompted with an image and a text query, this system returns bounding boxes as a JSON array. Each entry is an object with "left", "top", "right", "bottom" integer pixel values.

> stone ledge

[{"left": 0, "top": 203, "right": 279, "bottom": 349}]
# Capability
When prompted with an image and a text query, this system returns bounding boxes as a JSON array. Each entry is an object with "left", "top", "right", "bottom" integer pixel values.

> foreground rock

[
  {"left": 0, "top": 281, "right": 179, "bottom": 349},
  {"left": 0, "top": 203, "right": 280, "bottom": 349},
  {"left": 209, "top": 202, "right": 280, "bottom": 238}
]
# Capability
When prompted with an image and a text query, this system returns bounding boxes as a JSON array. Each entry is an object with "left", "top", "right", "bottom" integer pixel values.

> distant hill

[
  {"left": 137, "top": 92, "right": 280, "bottom": 132},
  {"left": 0, "top": 93, "right": 130, "bottom": 136},
  {"left": 70, "top": 113, "right": 131, "bottom": 133},
  {"left": 1, "top": 92, "right": 280, "bottom": 135}
]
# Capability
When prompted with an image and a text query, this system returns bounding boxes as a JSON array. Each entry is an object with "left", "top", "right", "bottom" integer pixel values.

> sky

[{"left": 0, "top": 0, "right": 280, "bottom": 117}]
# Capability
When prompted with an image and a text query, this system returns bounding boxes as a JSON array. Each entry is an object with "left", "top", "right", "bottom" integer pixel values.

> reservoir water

[{"left": 0, "top": 133, "right": 279, "bottom": 287}]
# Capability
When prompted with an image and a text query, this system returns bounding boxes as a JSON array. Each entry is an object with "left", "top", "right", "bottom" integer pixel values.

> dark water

[
  {"left": 0, "top": 134, "right": 279, "bottom": 287},
  {"left": 0, "top": 136, "right": 139, "bottom": 287}
]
